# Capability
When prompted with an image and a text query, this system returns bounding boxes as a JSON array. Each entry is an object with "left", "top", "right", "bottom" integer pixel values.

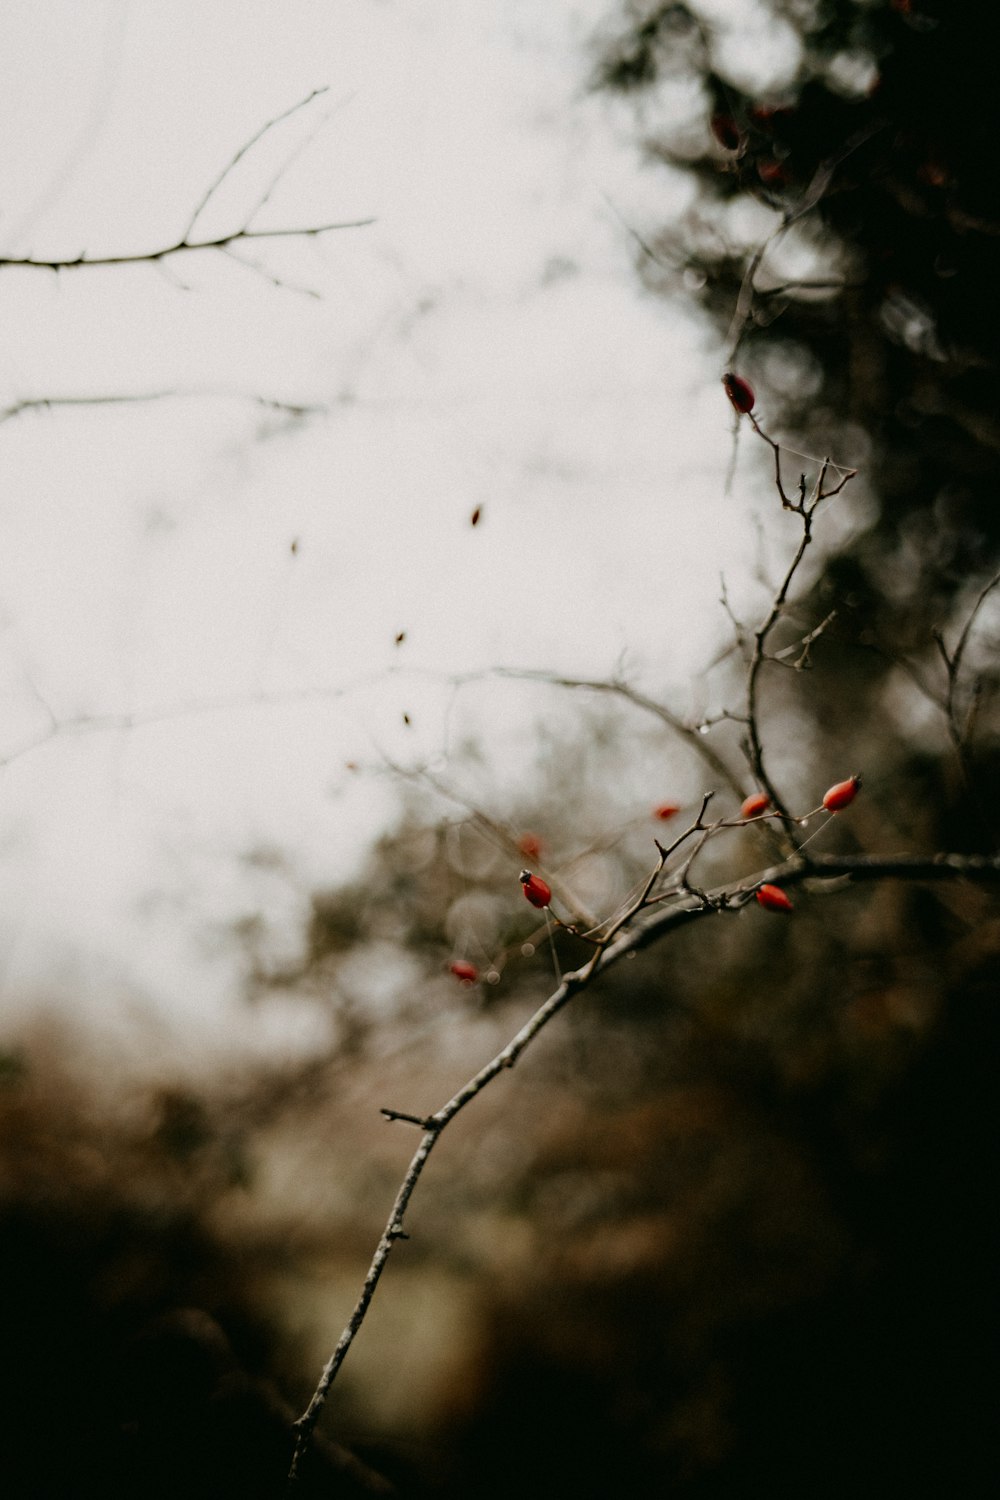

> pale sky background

[{"left": 0, "top": 0, "right": 849, "bottom": 1062}]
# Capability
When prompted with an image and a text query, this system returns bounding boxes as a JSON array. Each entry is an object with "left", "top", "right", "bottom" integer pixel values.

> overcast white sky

[{"left": 0, "top": 0, "right": 842, "bottom": 1060}]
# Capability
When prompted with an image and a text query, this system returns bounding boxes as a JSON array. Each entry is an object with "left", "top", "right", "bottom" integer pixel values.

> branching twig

[
  {"left": 739, "top": 429, "right": 857, "bottom": 847},
  {"left": 180, "top": 87, "right": 330, "bottom": 242},
  {"left": 478, "top": 666, "right": 746, "bottom": 803},
  {"left": 0, "top": 673, "right": 391, "bottom": 771},
  {"left": 0, "top": 390, "right": 325, "bottom": 427},
  {"left": 0, "top": 218, "right": 375, "bottom": 274},
  {"left": 287, "top": 842, "right": 1000, "bottom": 1481},
  {"left": 0, "top": 89, "right": 373, "bottom": 282},
  {"left": 772, "top": 608, "right": 837, "bottom": 670}
]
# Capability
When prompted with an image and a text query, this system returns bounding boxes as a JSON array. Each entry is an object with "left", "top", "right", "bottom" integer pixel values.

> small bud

[
  {"left": 654, "top": 802, "right": 681, "bottom": 821},
  {"left": 756, "top": 883, "right": 794, "bottom": 914},
  {"left": 449, "top": 960, "right": 478, "bottom": 985},
  {"left": 518, "top": 832, "right": 544, "bottom": 862},
  {"left": 519, "top": 870, "right": 552, "bottom": 909},
  {"left": 710, "top": 114, "right": 744, "bottom": 153},
  {"left": 822, "top": 775, "right": 862, "bottom": 812},
  {"left": 722, "top": 372, "right": 755, "bottom": 414},
  {"left": 740, "top": 792, "right": 771, "bottom": 819}
]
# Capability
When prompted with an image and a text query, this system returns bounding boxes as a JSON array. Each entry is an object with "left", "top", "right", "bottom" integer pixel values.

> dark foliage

[{"left": 597, "top": 0, "right": 1000, "bottom": 633}]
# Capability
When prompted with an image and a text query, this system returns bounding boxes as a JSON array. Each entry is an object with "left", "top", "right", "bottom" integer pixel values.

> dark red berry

[
  {"left": 519, "top": 870, "right": 552, "bottom": 909},
  {"left": 518, "top": 832, "right": 544, "bottom": 862},
  {"left": 822, "top": 775, "right": 862, "bottom": 812},
  {"left": 449, "top": 960, "right": 478, "bottom": 984},
  {"left": 740, "top": 792, "right": 770, "bottom": 819},
  {"left": 722, "top": 372, "right": 755, "bottom": 414},
  {"left": 756, "top": 158, "right": 788, "bottom": 187}
]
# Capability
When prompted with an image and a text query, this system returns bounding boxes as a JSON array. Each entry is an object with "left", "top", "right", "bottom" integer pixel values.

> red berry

[
  {"left": 449, "top": 960, "right": 478, "bottom": 985},
  {"left": 519, "top": 870, "right": 552, "bottom": 909},
  {"left": 756, "top": 158, "right": 788, "bottom": 186},
  {"left": 918, "top": 159, "right": 949, "bottom": 188},
  {"left": 740, "top": 792, "right": 771, "bottom": 819},
  {"left": 710, "top": 114, "right": 744, "bottom": 153},
  {"left": 518, "top": 832, "right": 544, "bottom": 862},
  {"left": 654, "top": 802, "right": 681, "bottom": 821},
  {"left": 822, "top": 775, "right": 862, "bottom": 812},
  {"left": 756, "top": 883, "right": 793, "bottom": 913},
  {"left": 749, "top": 102, "right": 792, "bottom": 125},
  {"left": 722, "top": 372, "right": 755, "bottom": 414}
]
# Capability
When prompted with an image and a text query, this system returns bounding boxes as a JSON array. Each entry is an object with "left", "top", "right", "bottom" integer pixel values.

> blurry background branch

[{"left": 0, "top": 88, "right": 373, "bottom": 285}]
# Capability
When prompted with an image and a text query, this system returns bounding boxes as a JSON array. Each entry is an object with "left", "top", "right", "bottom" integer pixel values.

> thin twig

[
  {"left": 739, "top": 428, "right": 856, "bottom": 847},
  {"left": 482, "top": 667, "right": 746, "bottom": 803},
  {"left": 0, "top": 218, "right": 375, "bottom": 273},
  {"left": 0, "top": 389, "right": 326, "bottom": 427},
  {"left": 180, "top": 87, "right": 331, "bottom": 241},
  {"left": 725, "top": 121, "right": 884, "bottom": 361},
  {"left": 941, "top": 568, "right": 1000, "bottom": 763}
]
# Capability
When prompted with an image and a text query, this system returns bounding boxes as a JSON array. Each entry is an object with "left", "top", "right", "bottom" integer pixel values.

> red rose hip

[
  {"left": 449, "top": 960, "right": 479, "bottom": 984},
  {"left": 519, "top": 870, "right": 552, "bottom": 909},
  {"left": 723, "top": 372, "right": 755, "bottom": 413},
  {"left": 756, "top": 883, "right": 793, "bottom": 913},
  {"left": 822, "top": 775, "right": 861, "bottom": 812},
  {"left": 740, "top": 792, "right": 770, "bottom": 819}
]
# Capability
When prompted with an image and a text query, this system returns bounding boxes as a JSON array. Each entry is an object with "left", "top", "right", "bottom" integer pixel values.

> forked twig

[
  {"left": 0, "top": 89, "right": 373, "bottom": 281},
  {"left": 287, "top": 842, "right": 1000, "bottom": 1480}
]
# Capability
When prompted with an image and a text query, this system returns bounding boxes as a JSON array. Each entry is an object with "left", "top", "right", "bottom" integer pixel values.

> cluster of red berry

[
  {"left": 756, "top": 777, "right": 862, "bottom": 913},
  {"left": 450, "top": 777, "right": 862, "bottom": 979}
]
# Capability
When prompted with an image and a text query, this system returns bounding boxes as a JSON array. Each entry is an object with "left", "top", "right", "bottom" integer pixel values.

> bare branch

[
  {"left": 180, "top": 86, "right": 331, "bottom": 241},
  {"left": 288, "top": 841, "right": 1000, "bottom": 1480},
  {"left": 1, "top": 89, "right": 372, "bottom": 283},
  {"left": 219, "top": 245, "right": 324, "bottom": 301},
  {"left": 241, "top": 93, "right": 354, "bottom": 229},
  {"left": 743, "top": 509, "right": 815, "bottom": 846},
  {"left": 737, "top": 422, "right": 857, "bottom": 849},
  {"left": 0, "top": 673, "right": 387, "bottom": 772},
  {"left": 481, "top": 666, "right": 746, "bottom": 803},
  {"left": 0, "top": 389, "right": 326, "bottom": 427},
  {"left": 0, "top": 218, "right": 375, "bottom": 274}
]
